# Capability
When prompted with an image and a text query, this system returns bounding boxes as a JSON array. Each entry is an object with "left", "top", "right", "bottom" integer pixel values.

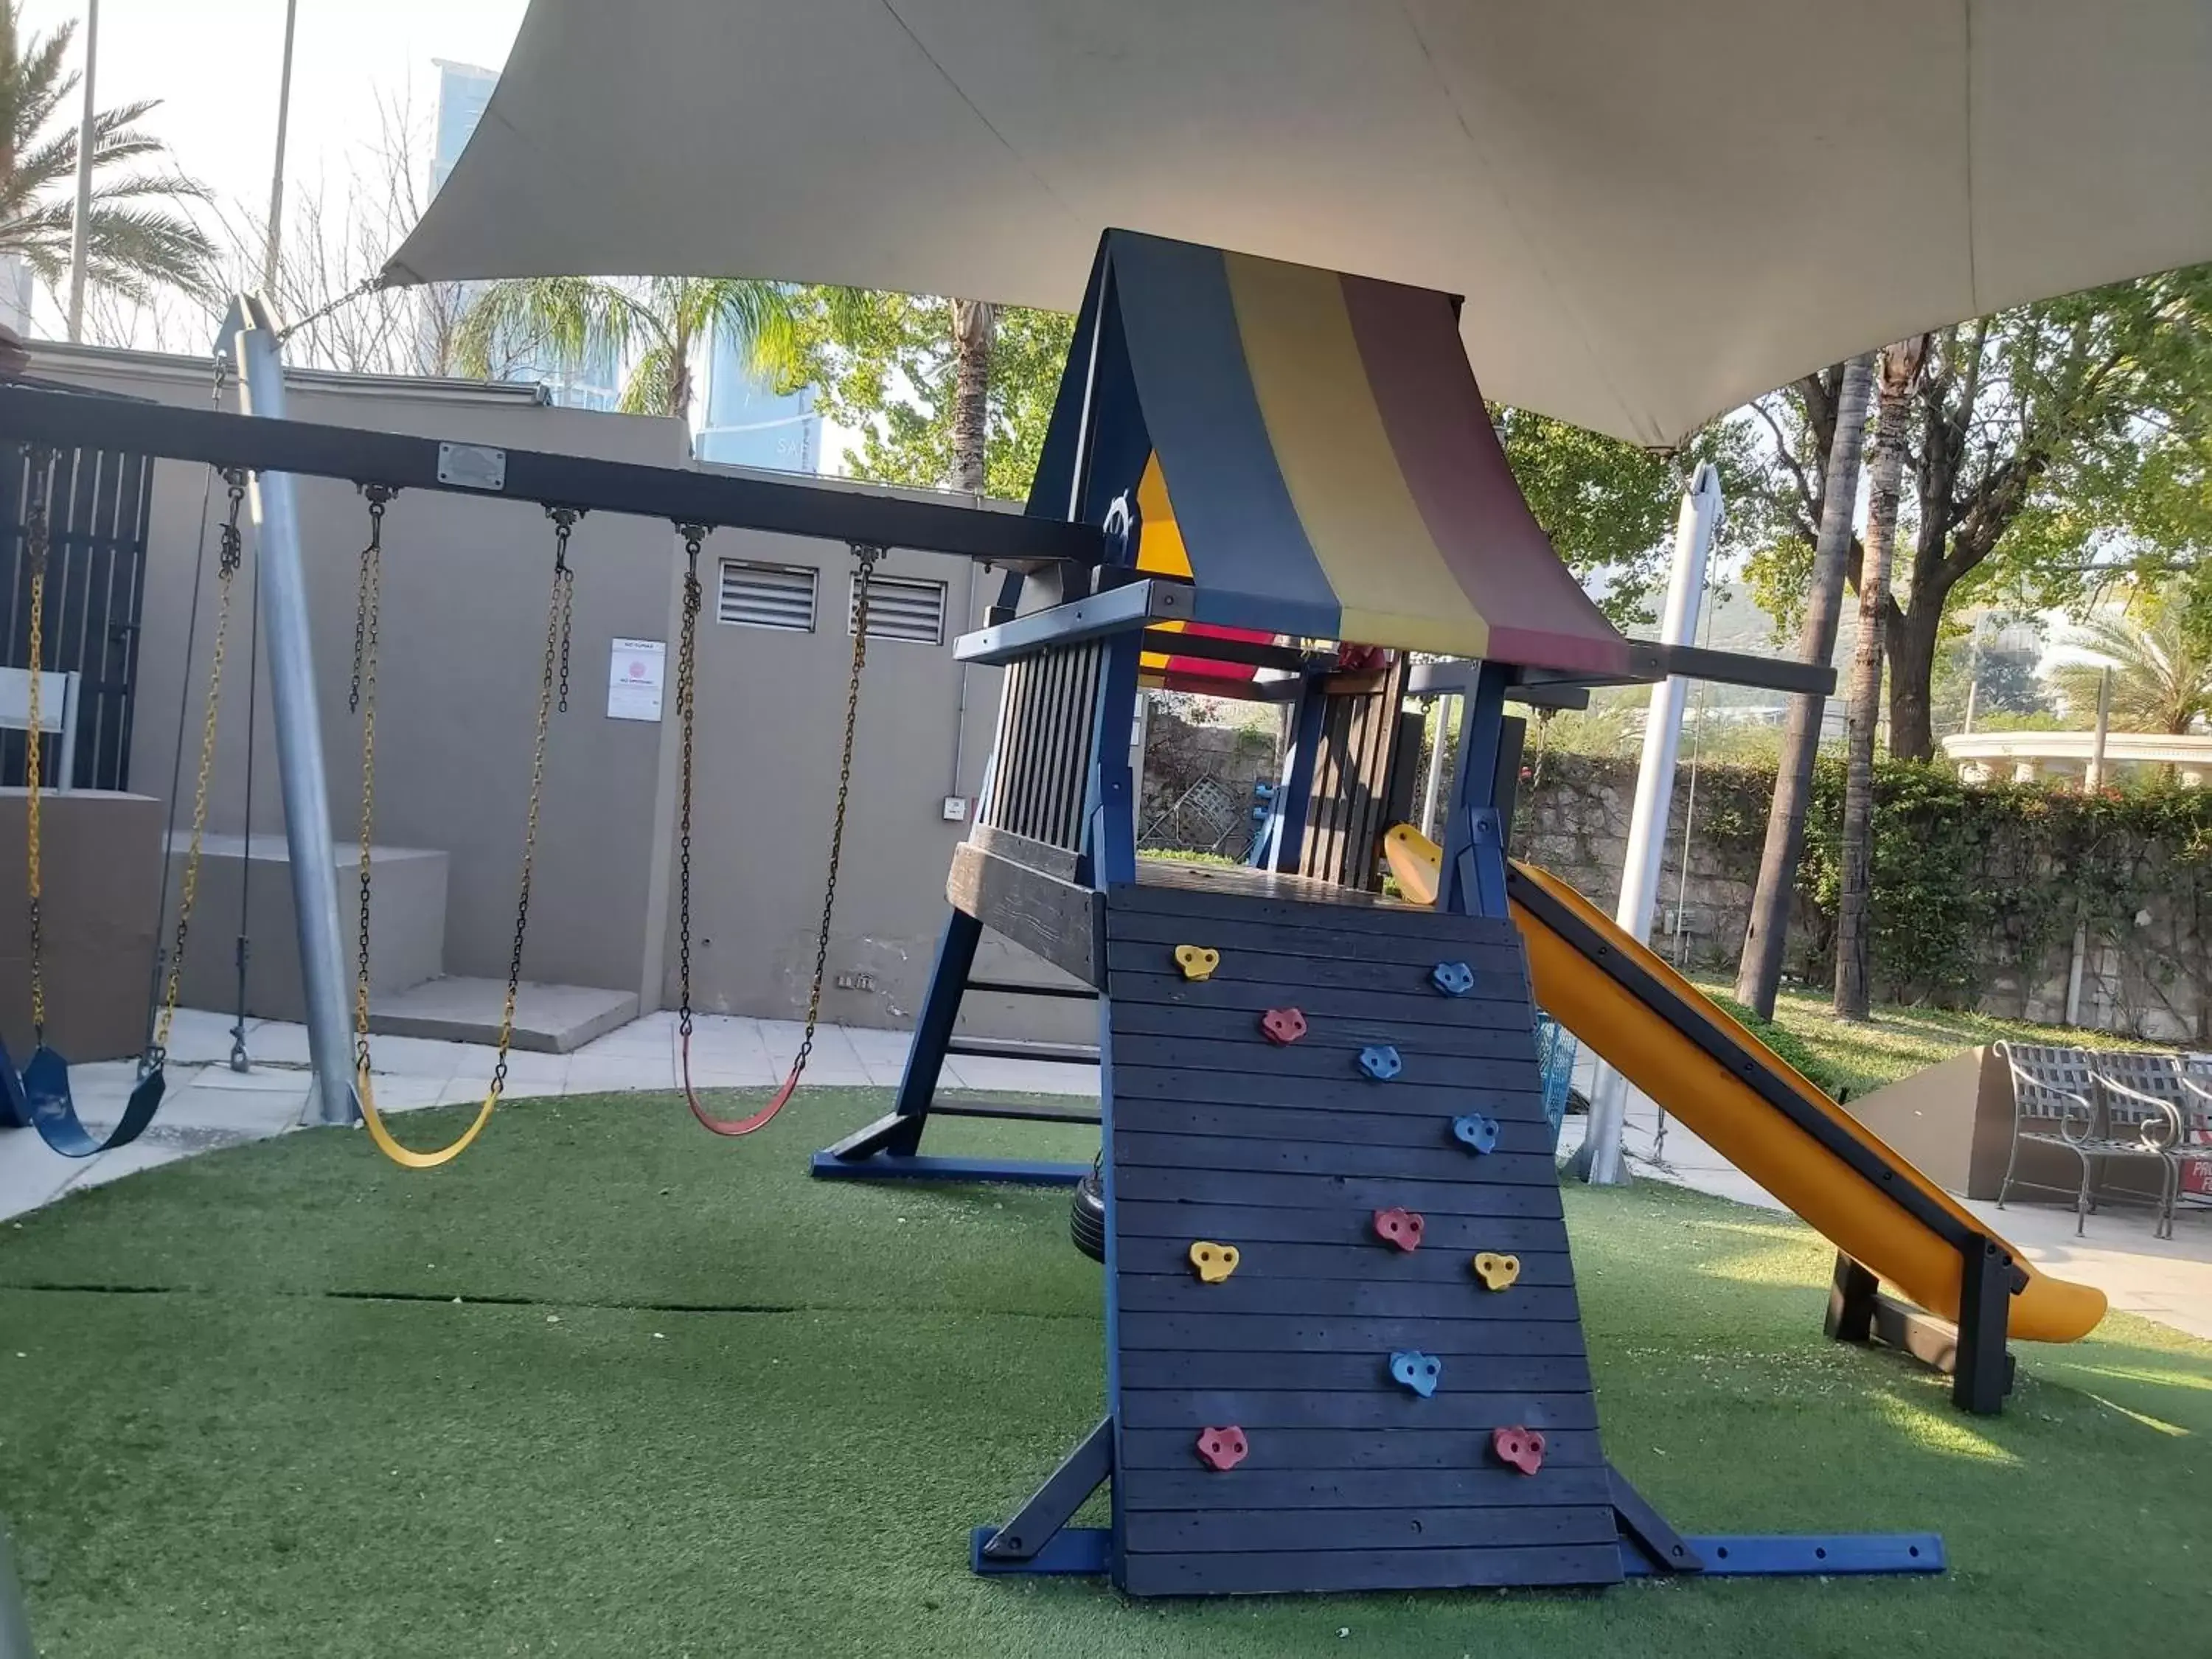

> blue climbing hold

[
  {"left": 1452, "top": 1113, "right": 1501, "bottom": 1155},
  {"left": 1389, "top": 1350, "right": 1442, "bottom": 1399},
  {"left": 1430, "top": 961, "right": 1475, "bottom": 997},
  {"left": 1357, "top": 1045, "right": 1402, "bottom": 1082}
]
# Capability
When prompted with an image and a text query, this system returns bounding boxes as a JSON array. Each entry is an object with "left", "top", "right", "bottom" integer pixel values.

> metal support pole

[
  {"left": 63, "top": 0, "right": 98, "bottom": 342},
  {"left": 2065, "top": 665, "right": 2113, "bottom": 1026},
  {"left": 264, "top": 0, "right": 300, "bottom": 294},
  {"left": 229, "top": 296, "right": 358, "bottom": 1127},
  {"left": 1419, "top": 693, "right": 1453, "bottom": 841},
  {"left": 1576, "top": 465, "right": 1721, "bottom": 1186}
]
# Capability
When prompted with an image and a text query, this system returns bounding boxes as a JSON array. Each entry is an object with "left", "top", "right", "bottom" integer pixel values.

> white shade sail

[{"left": 386, "top": 0, "right": 2212, "bottom": 448}]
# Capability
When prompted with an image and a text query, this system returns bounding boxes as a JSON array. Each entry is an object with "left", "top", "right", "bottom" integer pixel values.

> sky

[{"left": 19, "top": 1, "right": 529, "bottom": 211}]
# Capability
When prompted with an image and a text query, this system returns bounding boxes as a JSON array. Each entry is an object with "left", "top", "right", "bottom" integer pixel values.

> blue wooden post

[
  {"left": 1441, "top": 661, "right": 1513, "bottom": 918},
  {"left": 882, "top": 907, "right": 985, "bottom": 1152},
  {"left": 1083, "top": 630, "right": 1144, "bottom": 889},
  {"left": 1255, "top": 672, "right": 1326, "bottom": 872}
]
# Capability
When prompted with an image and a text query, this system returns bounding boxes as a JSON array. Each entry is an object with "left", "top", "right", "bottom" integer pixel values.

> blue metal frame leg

[{"left": 810, "top": 907, "right": 1092, "bottom": 1188}]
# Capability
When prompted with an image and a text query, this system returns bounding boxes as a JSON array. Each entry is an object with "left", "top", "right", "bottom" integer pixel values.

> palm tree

[
  {"left": 0, "top": 5, "right": 215, "bottom": 309},
  {"left": 454, "top": 276, "right": 801, "bottom": 422},
  {"left": 2052, "top": 583, "right": 2212, "bottom": 735}
]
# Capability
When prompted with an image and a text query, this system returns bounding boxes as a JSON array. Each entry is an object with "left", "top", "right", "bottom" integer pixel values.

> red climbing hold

[
  {"left": 1492, "top": 1426, "right": 1546, "bottom": 1475},
  {"left": 1259, "top": 1007, "right": 1307, "bottom": 1045},
  {"left": 1372, "top": 1206, "right": 1425, "bottom": 1252},
  {"left": 1195, "top": 1426, "right": 1248, "bottom": 1471}
]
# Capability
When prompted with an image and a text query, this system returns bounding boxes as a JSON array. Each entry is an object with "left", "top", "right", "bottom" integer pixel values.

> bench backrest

[
  {"left": 2090, "top": 1050, "right": 2190, "bottom": 1139},
  {"left": 1998, "top": 1043, "right": 2096, "bottom": 1135}
]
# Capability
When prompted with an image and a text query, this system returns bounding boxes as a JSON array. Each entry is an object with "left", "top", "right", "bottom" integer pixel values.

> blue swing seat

[{"left": 0, "top": 1034, "right": 166, "bottom": 1158}]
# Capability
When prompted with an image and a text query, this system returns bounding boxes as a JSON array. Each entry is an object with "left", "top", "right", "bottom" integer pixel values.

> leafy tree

[
  {"left": 782, "top": 289, "right": 1074, "bottom": 498},
  {"left": 455, "top": 276, "right": 799, "bottom": 421},
  {"left": 0, "top": 4, "right": 215, "bottom": 310},
  {"left": 1496, "top": 410, "right": 1778, "bottom": 630},
  {"left": 2051, "top": 582, "right": 2212, "bottom": 734},
  {"left": 1745, "top": 266, "right": 2212, "bottom": 761}
]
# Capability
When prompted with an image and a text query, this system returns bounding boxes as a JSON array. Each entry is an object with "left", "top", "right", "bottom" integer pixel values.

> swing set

[
  {"left": 0, "top": 449, "right": 241, "bottom": 1156},
  {"left": 0, "top": 299, "right": 1043, "bottom": 1170}
]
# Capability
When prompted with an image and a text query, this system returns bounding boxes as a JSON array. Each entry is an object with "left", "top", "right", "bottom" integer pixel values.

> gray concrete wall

[
  {"left": 667, "top": 527, "right": 1014, "bottom": 1033},
  {"left": 32, "top": 344, "right": 685, "bottom": 1009},
  {"left": 0, "top": 788, "right": 161, "bottom": 1061},
  {"left": 24, "top": 343, "right": 1074, "bottom": 1040},
  {"left": 164, "top": 835, "right": 448, "bottom": 1023}
]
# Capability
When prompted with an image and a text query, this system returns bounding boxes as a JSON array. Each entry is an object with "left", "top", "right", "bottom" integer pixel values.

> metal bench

[
  {"left": 2166, "top": 1055, "right": 2212, "bottom": 1231},
  {"left": 2087, "top": 1051, "right": 2202, "bottom": 1239},
  {"left": 1995, "top": 1043, "right": 2175, "bottom": 1236}
]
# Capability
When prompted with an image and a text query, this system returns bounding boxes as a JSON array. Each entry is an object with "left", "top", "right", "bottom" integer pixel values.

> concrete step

[
  {"left": 367, "top": 977, "right": 639, "bottom": 1054},
  {"left": 167, "top": 833, "right": 447, "bottom": 1024}
]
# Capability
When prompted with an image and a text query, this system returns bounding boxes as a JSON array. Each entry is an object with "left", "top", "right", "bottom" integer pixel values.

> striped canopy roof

[{"left": 1032, "top": 230, "right": 1632, "bottom": 678}]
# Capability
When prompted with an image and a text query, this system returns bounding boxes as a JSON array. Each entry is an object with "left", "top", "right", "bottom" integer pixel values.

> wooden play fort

[{"left": 801, "top": 230, "right": 2100, "bottom": 1594}]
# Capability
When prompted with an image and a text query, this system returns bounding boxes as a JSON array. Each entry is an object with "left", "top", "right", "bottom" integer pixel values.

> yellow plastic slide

[{"left": 1382, "top": 827, "right": 2105, "bottom": 1342}]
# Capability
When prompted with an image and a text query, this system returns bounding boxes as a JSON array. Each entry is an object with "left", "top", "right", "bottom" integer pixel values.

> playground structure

[
  {"left": 0, "top": 235, "right": 2110, "bottom": 1601},
  {"left": 801, "top": 231, "right": 2108, "bottom": 1593}
]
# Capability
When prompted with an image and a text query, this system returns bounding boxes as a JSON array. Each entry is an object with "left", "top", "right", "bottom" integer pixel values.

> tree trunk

[
  {"left": 1734, "top": 353, "right": 1874, "bottom": 1019},
  {"left": 1834, "top": 338, "right": 1927, "bottom": 1019},
  {"left": 949, "top": 297, "right": 996, "bottom": 495},
  {"left": 1884, "top": 596, "right": 1946, "bottom": 762}
]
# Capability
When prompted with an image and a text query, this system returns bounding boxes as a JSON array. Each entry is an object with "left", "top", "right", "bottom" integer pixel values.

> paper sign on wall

[{"left": 607, "top": 638, "right": 666, "bottom": 722}]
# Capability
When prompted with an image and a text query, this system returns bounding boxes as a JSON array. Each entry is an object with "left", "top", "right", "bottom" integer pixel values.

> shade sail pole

[{"left": 1573, "top": 464, "right": 1721, "bottom": 1186}]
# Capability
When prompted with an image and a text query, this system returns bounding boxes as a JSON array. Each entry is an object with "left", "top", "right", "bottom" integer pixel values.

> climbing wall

[{"left": 1101, "top": 872, "right": 1621, "bottom": 1596}]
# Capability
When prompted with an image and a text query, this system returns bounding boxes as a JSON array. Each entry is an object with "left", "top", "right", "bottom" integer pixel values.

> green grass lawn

[
  {"left": 1688, "top": 980, "right": 2155, "bottom": 1101},
  {"left": 4, "top": 1089, "right": 2210, "bottom": 1658}
]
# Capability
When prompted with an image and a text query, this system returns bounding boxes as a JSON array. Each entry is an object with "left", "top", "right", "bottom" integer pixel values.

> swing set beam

[{"left": 0, "top": 380, "right": 1102, "bottom": 570}]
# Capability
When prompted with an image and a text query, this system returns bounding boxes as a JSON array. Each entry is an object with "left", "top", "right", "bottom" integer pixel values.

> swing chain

[
  {"left": 21, "top": 453, "right": 49, "bottom": 1040},
  {"left": 486, "top": 525, "right": 571, "bottom": 1104},
  {"left": 350, "top": 485, "right": 392, "bottom": 715},
  {"left": 149, "top": 472, "right": 247, "bottom": 1065},
  {"left": 675, "top": 525, "right": 706, "bottom": 1039},
  {"left": 547, "top": 507, "right": 579, "bottom": 714},
  {"left": 351, "top": 493, "right": 390, "bottom": 1082},
  {"left": 789, "top": 543, "right": 883, "bottom": 1081}
]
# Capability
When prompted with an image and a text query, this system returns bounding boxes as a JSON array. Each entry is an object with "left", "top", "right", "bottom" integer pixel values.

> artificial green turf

[{"left": 3, "top": 1089, "right": 2209, "bottom": 1658}]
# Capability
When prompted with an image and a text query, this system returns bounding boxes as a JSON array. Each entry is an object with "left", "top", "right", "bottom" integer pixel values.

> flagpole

[
  {"left": 263, "top": 0, "right": 300, "bottom": 296},
  {"left": 63, "top": 0, "right": 99, "bottom": 341}
]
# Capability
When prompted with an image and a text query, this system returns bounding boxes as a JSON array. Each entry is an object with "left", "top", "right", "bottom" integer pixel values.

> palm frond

[
  {"left": 8, "top": 32, "right": 76, "bottom": 153},
  {"left": 83, "top": 205, "right": 218, "bottom": 303},
  {"left": 455, "top": 276, "right": 644, "bottom": 385},
  {"left": 0, "top": 13, "right": 212, "bottom": 308},
  {"left": 619, "top": 341, "right": 678, "bottom": 418},
  {"left": 696, "top": 278, "right": 807, "bottom": 389}
]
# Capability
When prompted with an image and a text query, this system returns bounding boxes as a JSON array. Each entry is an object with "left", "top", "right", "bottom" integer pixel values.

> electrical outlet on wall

[{"left": 942, "top": 796, "right": 970, "bottom": 821}]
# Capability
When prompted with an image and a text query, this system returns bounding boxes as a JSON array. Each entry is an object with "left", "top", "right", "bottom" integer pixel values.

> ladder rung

[
  {"left": 946, "top": 1037, "right": 1101, "bottom": 1065},
  {"left": 964, "top": 978, "right": 1099, "bottom": 1001},
  {"left": 929, "top": 1102, "right": 1102, "bottom": 1126}
]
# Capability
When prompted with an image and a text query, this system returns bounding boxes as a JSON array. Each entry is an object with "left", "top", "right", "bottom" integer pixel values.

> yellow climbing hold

[
  {"left": 1472, "top": 1252, "right": 1522, "bottom": 1291},
  {"left": 1189, "top": 1241, "right": 1241, "bottom": 1283},
  {"left": 1173, "top": 944, "right": 1220, "bottom": 981}
]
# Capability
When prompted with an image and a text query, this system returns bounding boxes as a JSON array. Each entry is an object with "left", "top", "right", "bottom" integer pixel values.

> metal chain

[
  {"left": 21, "top": 455, "right": 49, "bottom": 1039},
  {"left": 547, "top": 507, "right": 578, "bottom": 713},
  {"left": 787, "top": 543, "right": 883, "bottom": 1081},
  {"left": 352, "top": 493, "right": 388, "bottom": 1082},
  {"left": 484, "top": 535, "right": 569, "bottom": 1103},
  {"left": 349, "top": 487, "right": 389, "bottom": 714},
  {"left": 675, "top": 526, "right": 705, "bottom": 1040},
  {"left": 148, "top": 470, "right": 246, "bottom": 1062}
]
